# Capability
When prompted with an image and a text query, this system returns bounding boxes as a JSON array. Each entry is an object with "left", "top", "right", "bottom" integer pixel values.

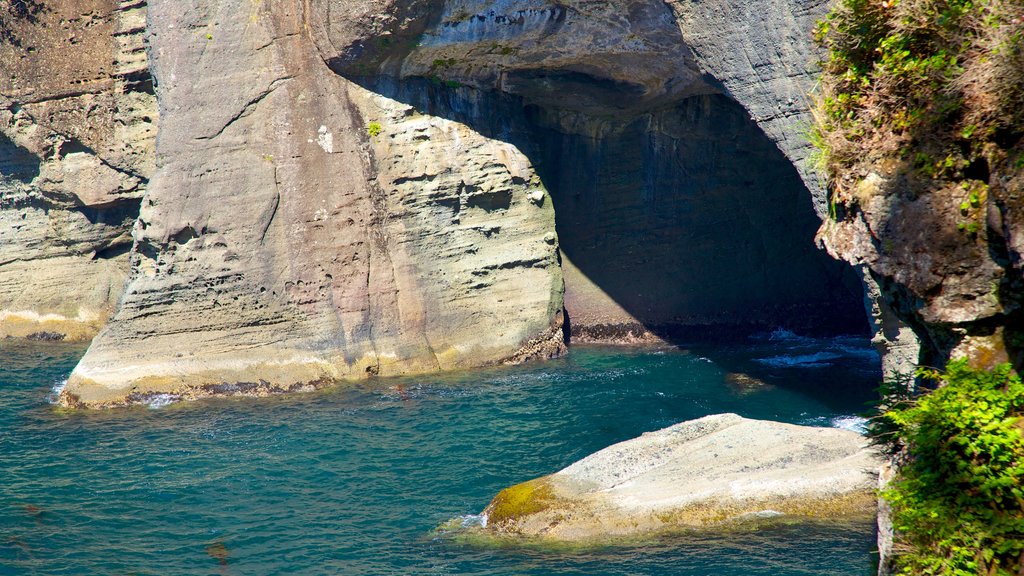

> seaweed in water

[{"left": 206, "top": 540, "right": 230, "bottom": 571}]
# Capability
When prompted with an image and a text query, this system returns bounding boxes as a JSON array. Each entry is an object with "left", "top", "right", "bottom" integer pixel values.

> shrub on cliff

[
  {"left": 872, "top": 360, "right": 1024, "bottom": 575},
  {"left": 812, "top": 0, "right": 1023, "bottom": 218}
]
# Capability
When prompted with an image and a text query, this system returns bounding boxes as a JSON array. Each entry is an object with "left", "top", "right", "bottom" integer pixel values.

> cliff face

[
  {"left": 0, "top": 0, "right": 155, "bottom": 341},
  {"left": 63, "top": 0, "right": 564, "bottom": 407},
  {"left": 325, "top": 0, "right": 866, "bottom": 340},
  {"left": 821, "top": 175, "right": 1023, "bottom": 370},
  {"left": 53, "top": 0, "right": 869, "bottom": 406},
  {"left": 814, "top": 1, "right": 1024, "bottom": 372}
]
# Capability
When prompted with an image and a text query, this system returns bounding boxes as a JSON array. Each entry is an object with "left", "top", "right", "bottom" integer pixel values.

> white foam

[
  {"left": 47, "top": 379, "right": 67, "bottom": 405},
  {"left": 753, "top": 352, "right": 841, "bottom": 368},
  {"left": 767, "top": 328, "right": 801, "bottom": 341},
  {"left": 801, "top": 415, "right": 870, "bottom": 435},
  {"left": 830, "top": 416, "right": 869, "bottom": 435},
  {"left": 468, "top": 513, "right": 487, "bottom": 529},
  {"left": 143, "top": 394, "right": 180, "bottom": 410}
]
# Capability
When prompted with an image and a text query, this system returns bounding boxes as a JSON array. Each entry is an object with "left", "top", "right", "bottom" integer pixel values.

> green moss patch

[{"left": 484, "top": 477, "right": 559, "bottom": 527}]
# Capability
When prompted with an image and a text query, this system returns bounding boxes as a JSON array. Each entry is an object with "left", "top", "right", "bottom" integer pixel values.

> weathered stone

[
  {"left": 324, "top": 0, "right": 866, "bottom": 341},
  {"left": 0, "top": 0, "right": 156, "bottom": 341},
  {"left": 62, "top": 0, "right": 564, "bottom": 407},
  {"left": 479, "top": 414, "right": 880, "bottom": 541},
  {"left": 62, "top": 0, "right": 870, "bottom": 404},
  {"left": 819, "top": 164, "right": 1024, "bottom": 369}
]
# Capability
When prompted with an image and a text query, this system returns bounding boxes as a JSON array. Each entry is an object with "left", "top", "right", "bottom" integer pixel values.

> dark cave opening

[{"left": 352, "top": 75, "right": 869, "bottom": 343}]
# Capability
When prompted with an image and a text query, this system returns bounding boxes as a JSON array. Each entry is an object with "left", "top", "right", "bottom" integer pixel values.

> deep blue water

[{"left": 1, "top": 332, "right": 881, "bottom": 575}]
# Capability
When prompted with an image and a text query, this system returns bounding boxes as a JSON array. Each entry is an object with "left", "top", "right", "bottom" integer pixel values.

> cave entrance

[{"left": 352, "top": 75, "right": 868, "bottom": 344}]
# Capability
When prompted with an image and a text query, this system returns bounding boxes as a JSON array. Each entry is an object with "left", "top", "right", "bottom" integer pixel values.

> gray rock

[
  {"left": 63, "top": 0, "right": 564, "bottom": 407},
  {"left": 62, "top": 0, "right": 867, "bottom": 405}
]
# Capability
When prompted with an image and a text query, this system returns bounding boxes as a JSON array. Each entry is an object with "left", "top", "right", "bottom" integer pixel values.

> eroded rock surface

[
  {"left": 322, "top": 0, "right": 866, "bottom": 341},
  {"left": 64, "top": 0, "right": 869, "bottom": 405},
  {"left": 63, "top": 0, "right": 563, "bottom": 407},
  {"left": 820, "top": 166, "right": 1024, "bottom": 369},
  {"left": 0, "top": 0, "right": 156, "bottom": 341},
  {"left": 480, "top": 413, "right": 880, "bottom": 541}
]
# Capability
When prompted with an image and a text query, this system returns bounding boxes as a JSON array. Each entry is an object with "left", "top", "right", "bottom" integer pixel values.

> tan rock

[
  {"left": 62, "top": 0, "right": 564, "bottom": 408},
  {"left": 0, "top": 0, "right": 156, "bottom": 341}
]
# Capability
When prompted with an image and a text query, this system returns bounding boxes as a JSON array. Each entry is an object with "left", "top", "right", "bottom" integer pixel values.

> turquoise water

[{"left": 1, "top": 333, "right": 880, "bottom": 575}]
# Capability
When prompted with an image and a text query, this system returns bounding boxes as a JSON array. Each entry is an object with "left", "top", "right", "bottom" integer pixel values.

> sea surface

[{"left": 1, "top": 331, "right": 881, "bottom": 575}]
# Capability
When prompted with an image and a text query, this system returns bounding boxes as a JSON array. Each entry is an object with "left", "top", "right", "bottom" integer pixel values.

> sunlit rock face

[
  {"left": 477, "top": 414, "right": 880, "bottom": 541},
  {"left": 64, "top": 0, "right": 867, "bottom": 406},
  {"left": 0, "top": 0, "right": 156, "bottom": 341},
  {"left": 63, "top": 0, "right": 565, "bottom": 407}
]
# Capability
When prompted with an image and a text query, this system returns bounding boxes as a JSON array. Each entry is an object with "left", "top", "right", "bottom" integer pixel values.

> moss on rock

[{"left": 484, "top": 476, "right": 559, "bottom": 527}]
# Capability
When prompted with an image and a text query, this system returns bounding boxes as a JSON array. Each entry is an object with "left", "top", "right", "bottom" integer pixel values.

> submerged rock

[{"left": 481, "top": 414, "right": 880, "bottom": 541}]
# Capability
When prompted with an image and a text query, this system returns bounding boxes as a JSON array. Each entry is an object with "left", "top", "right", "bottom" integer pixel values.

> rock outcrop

[
  {"left": 820, "top": 170, "right": 1024, "bottom": 371},
  {"left": 0, "top": 0, "right": 156, "bottom": 341},
  {"left": 478, "top": 414, "right": 880, "bottom": 541},
  {"left": 0, "top": 0, "right": 880, "bottom": 403},
  {"left": 57, "top": 0, "right": 870, "bottom": 405},
  {"left": 61, "top": 0, "right": 564, "bottom": 407},
  {"left": 325, "top": 0, "right": 866, "bottom": 341}
]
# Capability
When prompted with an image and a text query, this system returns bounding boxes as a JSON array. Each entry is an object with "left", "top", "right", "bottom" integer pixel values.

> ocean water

[{"left": 0, "top": 332, "right": 881, "bottom": 575}]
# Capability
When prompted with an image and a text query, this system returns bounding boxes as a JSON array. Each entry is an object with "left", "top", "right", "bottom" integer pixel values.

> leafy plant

[
  {"left": 367, "top": 121, "right": 382, "bottom": 138},
  {"left": 812, "top": 0, "right": 1023, "bottom": 208},
  {"left": 871, "top": 361, "right": 1024, "bottom": 575}
]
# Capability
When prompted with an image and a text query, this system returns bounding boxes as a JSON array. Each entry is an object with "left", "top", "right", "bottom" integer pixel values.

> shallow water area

[{"left": 1, "top": 334, "right": 879, "bottom": 575}]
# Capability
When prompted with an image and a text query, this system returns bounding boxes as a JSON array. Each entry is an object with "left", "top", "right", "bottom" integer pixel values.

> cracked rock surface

[
  {"left": 63, "top": 0, "right": 564, "bottom": 407},
  {"left": 54, "top": 0, "right": 864, "bottom": 405}
]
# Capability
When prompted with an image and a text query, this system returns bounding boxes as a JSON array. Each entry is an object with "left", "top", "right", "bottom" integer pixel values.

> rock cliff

[
  {"left": 0, "top": 0, "right": 155, "bottom": 341},
  {"left": 815, "top": 0, "right": 1024, "bottom": 372},
  {"left": 0, "top": 0, "right": 870, "bottom": 406},
  {"left": 61, "top": 0, "right": 564, "bottom": 407},
  {"left": 324, "top": 0, "right": 866, "bottom": 341}
]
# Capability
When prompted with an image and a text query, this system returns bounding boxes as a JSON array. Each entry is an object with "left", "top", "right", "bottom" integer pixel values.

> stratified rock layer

[
  {"left": 0, "top": 0, "right": 156, "bottom": 341},
  {"left": 329, "top": 0, "right": 866, "bottom": 340},
  {"left": 480, "top": 413, "right": 880, "bottom": 541},
  {"left": 63, "top": 0, "right": 563, "bottom": 407},
  {"left": 66, "top": 0, "right": 868, "bottom": 405}
]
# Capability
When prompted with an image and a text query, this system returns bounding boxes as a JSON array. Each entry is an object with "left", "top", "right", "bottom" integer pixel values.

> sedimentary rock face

[
  {"left": 62, "top": 0, "right": 566, "bottom": 407},
  {"left": 0, "top": 0, "right": 156, "bottom": 341},
  {"left": 37, "top": 0, "right": 869, "bottom": 406}
]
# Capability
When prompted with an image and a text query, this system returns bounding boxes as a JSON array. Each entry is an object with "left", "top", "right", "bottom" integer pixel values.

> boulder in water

[{"left": 481, "top": 413, "right": 880, "bottom": 541}]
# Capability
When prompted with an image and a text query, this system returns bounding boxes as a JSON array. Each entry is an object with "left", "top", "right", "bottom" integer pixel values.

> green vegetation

[
  {"left": 812, "top": 0, "right": 1023, "bottom": 210},
  {"left": 485, "top": 477, "right": 557, "bottom": 527},
  {"left": 432, "top": 57, "right": 457, "bottom": 69},
  {"left": 367, "top": 121, "right": 383, "bottom": 138},
  {"left": 871, "top": 361, "right": 1024, "bottom": 574}
]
